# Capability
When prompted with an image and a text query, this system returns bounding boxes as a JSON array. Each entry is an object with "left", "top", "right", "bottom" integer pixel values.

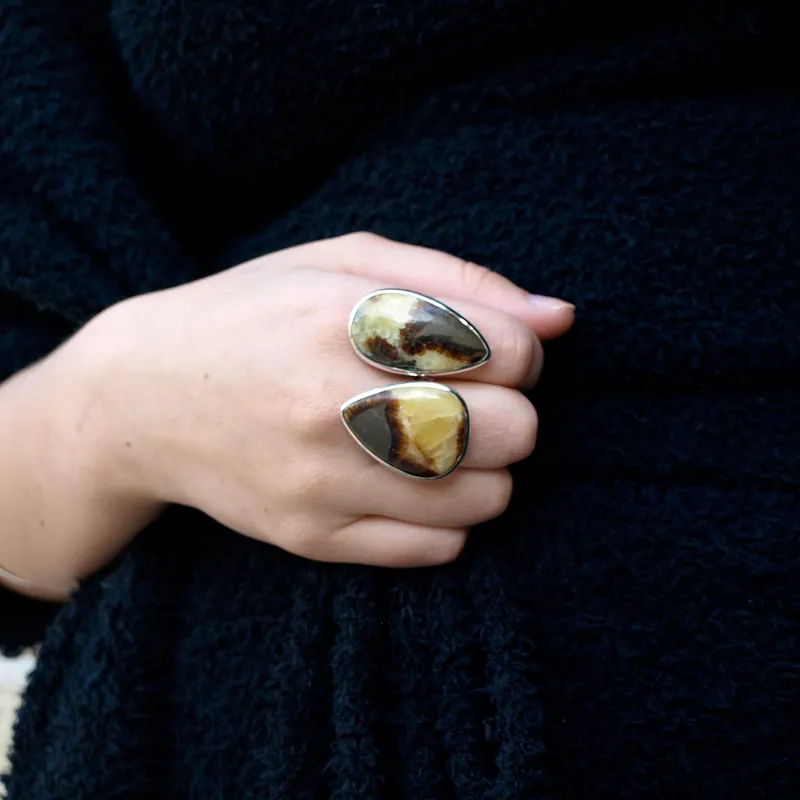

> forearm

[{"left": 0, "top": 314, "right": 163, "bottom": 600}]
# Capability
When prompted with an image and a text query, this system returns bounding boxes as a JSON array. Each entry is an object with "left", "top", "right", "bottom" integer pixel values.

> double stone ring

[{"left": 341, "top": 289, "right": 490, "bottom": 480}]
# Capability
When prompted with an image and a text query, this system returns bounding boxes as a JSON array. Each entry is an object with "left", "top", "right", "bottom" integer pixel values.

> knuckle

[
  {"left": 485, "top": 469, "right": 514, "bottom": 519},
  {"left": 457, "top": 260, "right": 497, "bottom": 294},
  {"left": 297, "top": 460, "right": 333, "bottom": 503},
  {"left": 285, "top": 390, "right": 337, "bottom": 442},
  {"left": 279, "top": 514, "right": 326, "bottom": 558},
  {"left": 398, "top": 529, "right": 468, "bottom": 568},
  {"left": 279, "top": 455, "right": 332, "bottom": 508},
  {"left": 342, "top": 230, "right": 384, "bottom": 253},
  {"left": 499, "top": 324, "right": 536, "bottom": 386},
  {"left": 431, "top": 530, "right": 469, "bottom": 564},
  {"left": 512, "top": 396, "right": 539, "bottom": 461}
]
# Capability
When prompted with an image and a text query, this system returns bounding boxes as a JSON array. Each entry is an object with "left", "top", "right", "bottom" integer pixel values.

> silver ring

[
  {"left": 349, "top": 289, "right": 490, "bottom": 378},
  {"left": 341, "top": 382, "right": 469, "bottom": 479},
  {"left": 0, "top": 563, "right": 36, "bottom": 589},
  {"left": 0, "top": 563, "right": 78, "bottom": 595}
]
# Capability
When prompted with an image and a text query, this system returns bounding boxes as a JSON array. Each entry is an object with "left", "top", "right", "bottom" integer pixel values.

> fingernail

[{"left": 527, "top": 294, "right": 575, "bottom": 311}]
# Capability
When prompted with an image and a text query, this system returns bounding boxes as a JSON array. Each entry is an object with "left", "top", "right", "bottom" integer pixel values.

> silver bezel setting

[{"left": 340, "top": 381, "right": 470, "bottom": 480}]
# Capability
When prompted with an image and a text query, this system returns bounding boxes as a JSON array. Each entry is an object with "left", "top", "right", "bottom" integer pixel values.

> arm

[
  {"left": 1, "top": 230, "right": 574, "bottom": 604},
  {"left": 0, "top": 308, "right": 164, "bottom": 602}
]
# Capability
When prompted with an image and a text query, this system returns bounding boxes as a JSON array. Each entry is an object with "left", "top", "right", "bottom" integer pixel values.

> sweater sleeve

[{"left": 0, "top": 586, "right": 62, "bottom": 656}]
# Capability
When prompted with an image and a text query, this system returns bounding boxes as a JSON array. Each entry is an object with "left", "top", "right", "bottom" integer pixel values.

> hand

[{"left": 73, "top": 233, "right": 576, "bottom": 572}]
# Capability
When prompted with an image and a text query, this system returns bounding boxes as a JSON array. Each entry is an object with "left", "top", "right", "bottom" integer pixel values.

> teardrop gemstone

[
  {"left": 341, "top": 383, "right": 469, "bottom": 479},
  {"left": 349, "top": 290, "right": 490, "bottom": 376}
]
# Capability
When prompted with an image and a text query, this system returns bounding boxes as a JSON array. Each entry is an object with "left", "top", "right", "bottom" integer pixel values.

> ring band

[
  {"left": 341, "top": 382, "right": 469, "bottom": 479},
  {"left": 349, "top": 289, "right": 490, "bottom": 378},
  {"left": 0, "top": 563, "right": 36, "bottom": 589}
]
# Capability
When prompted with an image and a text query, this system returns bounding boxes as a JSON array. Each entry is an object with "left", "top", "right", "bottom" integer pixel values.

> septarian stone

[
  {"left": 341, "top": 383, "right": 468, "bottom": 479},
  {"left": 350, "top": 290, "right": 490, "bottom": 376}
]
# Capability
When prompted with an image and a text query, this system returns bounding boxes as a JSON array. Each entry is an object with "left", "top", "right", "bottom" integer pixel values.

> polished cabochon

[
  {"left": 341, "top": 382, "right": 469, "bottom": 479},
  {"left": 349, "top": 289, "right": 490, "bottom": 377}
]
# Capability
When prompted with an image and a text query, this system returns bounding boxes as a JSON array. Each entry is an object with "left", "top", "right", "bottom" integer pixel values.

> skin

[{"left": 0, "top": 233, "right": 574, "bottom": 601}]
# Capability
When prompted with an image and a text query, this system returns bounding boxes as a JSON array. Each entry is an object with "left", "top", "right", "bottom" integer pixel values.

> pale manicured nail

[{"left": 527, "top": 294, "right": 575, "bottom": 311}]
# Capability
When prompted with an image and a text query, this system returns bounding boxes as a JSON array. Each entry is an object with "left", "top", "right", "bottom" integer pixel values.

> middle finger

[{"left": 350, "top": 289, "right": 544, "bottom": 389}]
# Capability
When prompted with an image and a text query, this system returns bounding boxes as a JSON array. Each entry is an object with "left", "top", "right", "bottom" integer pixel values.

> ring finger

[
  {"left": 454, "top": 381, "right": 538, "bottom": 469},
  {"left": 338, "top": 382, "right": 535, "bottom": 526},
  {"left": 340, "top": 378, "right": 538, "bottom": 472}
]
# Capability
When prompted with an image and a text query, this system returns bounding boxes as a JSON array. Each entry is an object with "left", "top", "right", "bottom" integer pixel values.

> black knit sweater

[{"left": 1, "top": 1, "right": 798, "bottom": 797}]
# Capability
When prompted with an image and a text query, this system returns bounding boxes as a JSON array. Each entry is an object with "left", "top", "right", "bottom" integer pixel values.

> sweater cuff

[{"left": 0, "top": 584, "right": 60, "bottom": 656}]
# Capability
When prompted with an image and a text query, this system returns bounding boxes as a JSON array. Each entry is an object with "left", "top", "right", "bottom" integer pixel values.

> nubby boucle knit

[{"left": 1, "top": 1, "right": 799, "bottom": 797}]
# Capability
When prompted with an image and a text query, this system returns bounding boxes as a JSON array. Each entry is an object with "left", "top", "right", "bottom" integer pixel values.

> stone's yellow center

[
  {"left": 350, "top": 291, "right": 489, "bottom": 376},
  {"left": 341, "top": 384, "right": 468, "bottom": 478},
  {"left": 392, "top": 392, "right": 465, "bottom": 475},
  {"left": 352, "top": 292, "right": 417, "bottom": 344}
]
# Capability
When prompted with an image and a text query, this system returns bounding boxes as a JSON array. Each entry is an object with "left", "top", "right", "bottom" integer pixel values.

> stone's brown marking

[
  {"left": 365, "top": 336, "right": 404, "bottom": 364},
  {"left": 341, "top": 394, "right": 384, "bottom": 421},
  {"left": 399, "top": 320, "right": 483, "bottom": 363},
  {"left": 399, "top": 320, "right": 428, "bottom": 355},
  {"left": 392, "top": 456, "right": 440, "bottom": 479},
  {"left": 125, "top": 441, "right": 132, "bottom": 448},
  {"left": 399, "top": 299, "right": 484, "bottom": 363},
  {"left": 455, "top": 414, "right": 467, "bottom": 456}
]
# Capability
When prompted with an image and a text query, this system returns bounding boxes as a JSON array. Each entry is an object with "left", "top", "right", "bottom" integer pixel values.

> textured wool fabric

[{"left": 1, "top": 0, "right": 799, "bottom": 797}]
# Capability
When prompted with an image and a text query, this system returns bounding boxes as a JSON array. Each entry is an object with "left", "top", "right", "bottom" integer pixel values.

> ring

[
  {"left": 349, "top": 289, "right": 490, "bottom": 377},
  {"left": 0, "top": 562, "right": 36, "bottom": 589},
  {"left": 341, "top": 382, "right": 469, "bottom": 479}
]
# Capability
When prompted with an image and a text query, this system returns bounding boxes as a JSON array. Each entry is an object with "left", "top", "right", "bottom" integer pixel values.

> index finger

[{"left": 279, "top": 232, "right": 576, "bottom": 341}]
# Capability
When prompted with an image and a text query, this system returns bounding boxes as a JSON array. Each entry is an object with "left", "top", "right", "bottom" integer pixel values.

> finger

[
  {"left": 290, "top": 232, "right": 576, "bottom": 341},
  {"left": 334, "top": 365, "right": 535, "bottom": 475},
  {"left": 354, "top": 466, "right": 513, "bottom": 529},
  {"left": 336, "top": 274, "right": 545, "bottom": 388},
  {"left": 449, "top": 383, "right": 538, "bottom": 469},
  {"left": 325, "top": 517, "right": 468, "bottom": 568},
  {"left": 340, "top": 276, "right": 544, "bottom": 388}
]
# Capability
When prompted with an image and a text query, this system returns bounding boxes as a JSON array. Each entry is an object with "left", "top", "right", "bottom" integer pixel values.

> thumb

[{"left": 302, "top": 232, "right": 575, "bottom": 341}]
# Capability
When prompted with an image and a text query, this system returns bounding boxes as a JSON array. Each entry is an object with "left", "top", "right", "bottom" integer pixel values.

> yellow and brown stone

[
  {"left": 341, "top": 383, "right": 469, "bottom": 479},
  {"left": 350, "top": 290, "right": 490, "bottom": 376}
]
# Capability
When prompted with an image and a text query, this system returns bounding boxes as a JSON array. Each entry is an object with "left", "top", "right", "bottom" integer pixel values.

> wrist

[
  {"left": 58, "top": 299, "right": 165, "bottom": 507},
  {"left": 38, "top": 301, "right": 166, "bottom": 580},
  {"left": 0, "top": 298, "right": 167, "bottom": 596}
]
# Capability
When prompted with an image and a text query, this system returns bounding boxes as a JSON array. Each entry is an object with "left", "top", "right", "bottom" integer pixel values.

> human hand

[{"left": 80, "top": 233, "right": 575, "bottom": 569}]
